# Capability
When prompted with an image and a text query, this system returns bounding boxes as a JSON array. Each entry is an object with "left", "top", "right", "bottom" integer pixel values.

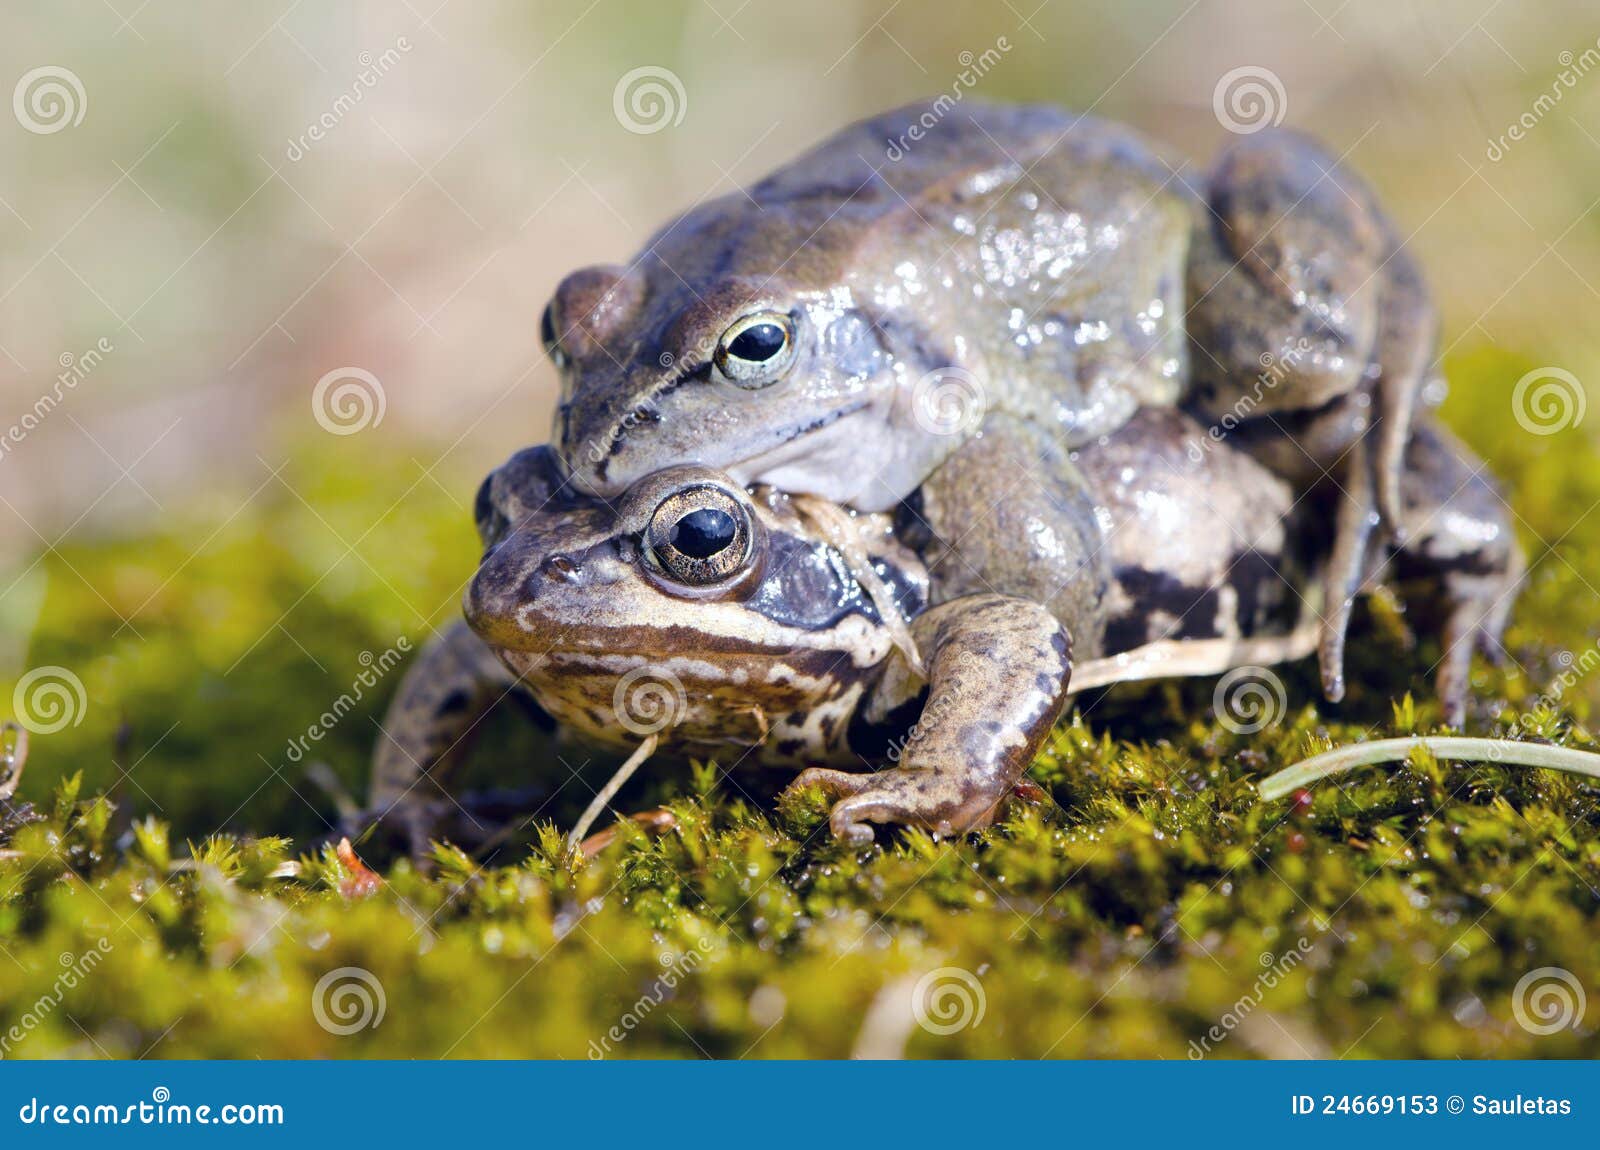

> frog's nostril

[{"left": 543, "top": 554, "right": 580, "bottom": 583}]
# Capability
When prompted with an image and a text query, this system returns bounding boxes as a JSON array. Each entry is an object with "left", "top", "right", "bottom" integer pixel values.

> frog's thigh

[
  {"left": 1187, "top": 130, "right": 1435, "bottom": 528},
  {"left": 909, "top": 413, "right": 1111, "bottom": 654},
  {"left": 1074, "top": 408, "right": 1302, "bottom": 651},
  {"left": 366, "top": 619, "right": 522, "bottom": 846},
  {"left": 790, "top": 594, "right": 1071, "bottom": 843}
]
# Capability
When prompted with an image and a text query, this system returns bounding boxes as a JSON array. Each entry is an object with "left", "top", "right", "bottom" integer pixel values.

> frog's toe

[
  {"left": 788, "top": 766, "right": 874, "bottom": 801},
  {"left": 794, "top": 767, "right": 1001, "bottom": 844}
]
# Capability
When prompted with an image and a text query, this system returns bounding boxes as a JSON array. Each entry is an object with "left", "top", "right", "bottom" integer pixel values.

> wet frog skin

[
  {"left": 553, "top": 101, "right": 1190, "bottom": 512},
  {"left": 365, "top": 407, "right": 1518, "bottom": 850},
  {"left": 547, "top": 100, "right": 1460, "bottom": 703}
]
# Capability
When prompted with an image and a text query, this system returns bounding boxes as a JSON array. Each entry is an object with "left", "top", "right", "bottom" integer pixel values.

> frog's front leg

[
  {"left": 1186, "top": 129, "right": 1435, "bottom": 534},
  {"left": 359, "top": 619, "right": 525, "bottom": 854},
  {"left": 789, "top": 594, "right": 1071, "bottom": 844}
]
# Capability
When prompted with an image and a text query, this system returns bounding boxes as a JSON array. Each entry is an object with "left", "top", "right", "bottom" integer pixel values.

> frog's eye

[
  {"left": 473, "top": 473, "right": 508, "bottom": 550},
  {"left": 713, "top": 311, "right": 797, "bottom": 389},
  {"left": 644, "top": 485, "right": 754, "bottom": 586},
  {"left": 540, "top": 303, "right": 568, "bottom": 370}
]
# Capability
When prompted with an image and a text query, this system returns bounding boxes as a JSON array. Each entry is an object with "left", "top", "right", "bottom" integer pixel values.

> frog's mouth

[{"left": 724, "top": 399, "right": 898, "bottom": 508}]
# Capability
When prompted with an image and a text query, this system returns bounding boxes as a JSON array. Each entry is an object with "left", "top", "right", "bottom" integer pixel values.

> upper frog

[{"left": 551, "top": 100, "right": 1190, "bottom": 511}]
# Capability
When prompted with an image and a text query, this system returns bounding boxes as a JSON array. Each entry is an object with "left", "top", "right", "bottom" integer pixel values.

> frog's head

[
  {"left": 464, "top": 446, "right": 924, "bottom": 759},
  {"left": 546, "top": 187, "right": 948, "bottom": 513}
]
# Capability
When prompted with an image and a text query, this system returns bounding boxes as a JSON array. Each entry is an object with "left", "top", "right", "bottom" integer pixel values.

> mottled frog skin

[
  {"left": 365, "top": 407, "right": 1518, "bottom": 850},
  {"left": 554, "top": 102, "right": 1189, "bottom": 512},
  {"left": 547, "top": 101, "right": 1461, "bottom": 705}
]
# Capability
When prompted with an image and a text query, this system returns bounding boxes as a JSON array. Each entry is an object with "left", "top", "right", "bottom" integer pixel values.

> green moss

[{"left": 2, "top": 346, "right": 1598, "bottom": 1059}]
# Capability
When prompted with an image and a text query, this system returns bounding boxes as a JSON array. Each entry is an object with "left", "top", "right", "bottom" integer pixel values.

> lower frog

[{"left": 362, "top": 407, "right": 1518, "bottom": 851}]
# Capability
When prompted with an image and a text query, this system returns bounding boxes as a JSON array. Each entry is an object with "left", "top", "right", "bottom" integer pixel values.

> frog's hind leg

[
  {"left": 1186, "top": 129, "right": 1439, "bottom": 537},
  {"left": 786, "top": 594, "right": 1072, "bottom": 844},
  {"left": 1388, "top": 418, "right": 1524, "bottom": 726},
  {"left": 1317, "top": 432, "right": 1381, "bottom": 704},
  {"left": 360, "top": 619, "right": 525, "bottom": 855}
]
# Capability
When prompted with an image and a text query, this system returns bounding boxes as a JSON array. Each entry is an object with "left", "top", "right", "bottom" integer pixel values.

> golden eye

[
  {"left": 713, "top": 311, "right": 796, "bottom": 389},
  {"left": 644, "top": 485, "right": 754, "bottom": 585},
  {"left": 540, "top": 302, "right": 568, "bottom": 370}
]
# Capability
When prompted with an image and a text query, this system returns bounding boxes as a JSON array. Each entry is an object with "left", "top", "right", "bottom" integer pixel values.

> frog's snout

[{"left": 465, "top": 530, "right": 572, "bottom": 650}]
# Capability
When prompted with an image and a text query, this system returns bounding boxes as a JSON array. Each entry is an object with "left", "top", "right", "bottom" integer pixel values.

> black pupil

[
  {"left": 539, "top": 305, "right": 557, "bottom": 352},
  {"left": 670, "top": 508, "right": 736, "bottom": 559},
  {"left": 727, "top": 322, "right": 786, "bottom": 363}
]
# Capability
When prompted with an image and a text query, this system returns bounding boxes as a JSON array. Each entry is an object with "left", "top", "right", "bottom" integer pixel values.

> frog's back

[{"left": 746, "top": 101, "right": 1193, "bottom": 444}]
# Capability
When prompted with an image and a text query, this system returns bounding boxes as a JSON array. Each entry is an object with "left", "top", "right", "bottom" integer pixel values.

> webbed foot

[{"left": 785, "top": 594, "right": 1072, "bottom": 843}]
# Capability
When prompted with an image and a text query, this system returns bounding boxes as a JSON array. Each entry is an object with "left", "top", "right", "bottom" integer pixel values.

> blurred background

[{"left": 3, "top": 0, "right": 1599, "bottom": 839}]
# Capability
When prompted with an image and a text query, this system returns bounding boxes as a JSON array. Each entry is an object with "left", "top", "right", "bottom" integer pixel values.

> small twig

[
  {"left": 565, "top": 734, "right": 658, "bottom": 860},
  {"left": 1259, "top": 736, "right": 1600, "bottom": 801},
  {"left": 578, "top": 806, "right": 679, "bottom": 859}
]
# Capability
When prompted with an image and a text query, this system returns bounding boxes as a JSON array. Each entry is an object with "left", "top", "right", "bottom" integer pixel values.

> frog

[
  {"left": 545, "top": 100, "right": 1450, "bottom": 710},
  {"left": 362, "top": 403, "right": 1519, "bottom": 851}
]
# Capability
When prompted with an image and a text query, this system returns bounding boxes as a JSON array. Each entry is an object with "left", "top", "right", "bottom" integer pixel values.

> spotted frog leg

[{"left": 787, "top": 594, "right": 1071, "bottom": 843}]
